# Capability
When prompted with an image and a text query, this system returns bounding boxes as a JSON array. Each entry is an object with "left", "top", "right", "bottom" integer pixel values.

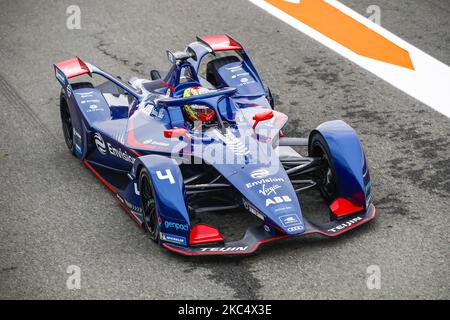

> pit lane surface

[{"left": 0, "top": 0, "right": 448, "bottom": 299}]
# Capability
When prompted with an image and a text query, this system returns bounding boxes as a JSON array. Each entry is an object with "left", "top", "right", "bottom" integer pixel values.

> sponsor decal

[
  {"left": 274, "top": 205, "right": 295, "bottom": 213},
  {"left": 141, "top": 103, "right": 155, "bottom": 116},
  {"left": 279, "top": 213, "right": 302, "bottom": 227},
  {"left": 66, "top": 85, "right": 72, "bottom": 97},
  {"left": 365, "top": 180, "right": 372, "bottom": 193},
  {"left": 225, "top": 65, "right": 243, "bottom": 72},
  {"left": 266, "top": 195, "right": 292, "bottom": 207},
  {"left": 287, "top": 225, "right": 304, "bottom": 233},
  {"left": 263, "top": 225, "right": 271, "bottom": 233},
  {"left": 250, "top": 169, "right": 270, "bottom": 179},
  {"left": 246, "top": 177, "right": 284, "bottom": 189},
  {"left": 75, "top": 144, "right": 82, "bottom": 155},
  {"left": 75, "top": 91, "right": 94, "bottom": 98},
  {"left": 107, "top": 143, "right": 135, "bottom": 163},
  {"left": 328, "top": 216, "right": 363, "bottom": 233},
  {"left": 142, "top": 138, "right": 169, "bottom": 147},
  {"left": 116, "top": 194, "right": 125, "bottom": 203},
  {"left": 94, "top": 132, "right": 107, "bottom": 155},
  {"left": 239, "top": 78, "right": 256, "bottom": 87},
  {"left": 279, "top": 213, "right": 304, "bottom": 232},
  {"left": 80, "top": 99, "right": 100, "bottom": 104},
  {"left": 243, "top": 199, "right": 264, "bottom": 220},
  {"left": 160, "top": 233, "right": 187, "bottom": 246},
  {"left": 73, "top": 128, "right": 82, "bottom": 140},
  {"left": 231, "top": 72, "right": 249, "bottom": 79},
  {"left": 157, "top": 108, "right": 165, "bottom": 119},
  {"left": 164, "top": 220, "right": 189, "bottom": 231},
  {"left": 87, "top": 104, "right": 105, "bottom": 113},
  {"left": 94, "top": 132, "right": 135, "bottom": 163},
  {"left": 55, "top": 68, "right": 67, "bottom": 85},
  {"left": 366, "top": 193, "right": 373, "bottom": 208},
  {"left": 125, "top": 198, "right": 142, "bottom": 213},
  {"left": 258, "top": 184, "right": 281, "bottom": 196},
  {"left": 200, "top": 246, "right": 249, "bottom": 252}
]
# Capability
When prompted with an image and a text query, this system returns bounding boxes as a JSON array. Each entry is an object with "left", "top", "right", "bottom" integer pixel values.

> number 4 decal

[{"left": 156, "top": 169, "right": 175, "bottom": 184}]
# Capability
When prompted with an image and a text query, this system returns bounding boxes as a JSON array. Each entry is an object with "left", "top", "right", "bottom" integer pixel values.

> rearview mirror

[
  {"left": 167, "top": 50, "right": 176, "bottom": 65},
  {"left": 252, "top": 110, "right": 274, "bottom": 129},
  {"left": 164, "top": 128, "right": 189, "bottom": 139}
]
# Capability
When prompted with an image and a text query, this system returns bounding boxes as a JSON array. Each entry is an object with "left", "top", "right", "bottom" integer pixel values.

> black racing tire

[
  {"left": 60, "top": 93, "right": 75, "bottom": 154},
  {"left": 139, "top": 168, "right": 160, "bottom": 242},
  {"left": 59, "top": 82, "right": 94, "bottom": 155},
  {"left": 309, "top": 133, "right": 339, "bottom": 204}
]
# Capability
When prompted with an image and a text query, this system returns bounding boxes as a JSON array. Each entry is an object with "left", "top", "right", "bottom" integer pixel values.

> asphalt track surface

[{"left": 0, "top": 0, "right": 449, "bottom": 299}]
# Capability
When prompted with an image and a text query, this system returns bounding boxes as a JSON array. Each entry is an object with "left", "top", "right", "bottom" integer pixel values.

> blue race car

[{"left": 54, "top": 35, "right": 375, "bottom": 256}]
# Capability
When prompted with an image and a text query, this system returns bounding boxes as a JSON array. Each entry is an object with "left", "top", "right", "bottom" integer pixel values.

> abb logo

[{"left": 265, "top": 195, "right": 292, "bottom": 206}]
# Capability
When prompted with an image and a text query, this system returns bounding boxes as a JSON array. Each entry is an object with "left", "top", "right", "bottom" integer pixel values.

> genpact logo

[{"left": 164, "top": 221, "right": 189, "bottom": 231}]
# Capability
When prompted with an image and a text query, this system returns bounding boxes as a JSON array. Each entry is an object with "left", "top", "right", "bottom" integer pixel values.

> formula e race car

[{"left": 53, "top": 35, "right": 375, "bottom": 256}]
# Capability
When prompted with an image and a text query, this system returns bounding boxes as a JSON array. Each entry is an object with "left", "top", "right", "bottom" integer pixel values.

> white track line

[{"left": 248, "top": 0, "right": 450, "bottom": 117}]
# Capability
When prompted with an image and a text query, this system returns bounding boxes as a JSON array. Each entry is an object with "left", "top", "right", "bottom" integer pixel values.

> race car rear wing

[
  {"left": 53, "top": 57, "right": 141, "bottom": 100},
  {"left": 197, "top": 35, "right": 242, "bottom": 52},
  {"left": 55, "top": 57, "right": 91, "bottom": 79}
]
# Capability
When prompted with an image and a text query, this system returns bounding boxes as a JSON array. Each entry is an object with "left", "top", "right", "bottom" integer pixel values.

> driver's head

[{"left": 183, "top": 86, "right": 215, "bottom": 124}]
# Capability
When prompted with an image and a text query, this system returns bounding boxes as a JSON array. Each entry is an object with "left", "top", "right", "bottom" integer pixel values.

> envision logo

[
  {"left": 94, "top": 132, "right": 135, "bottom": 164},
  {"left": 250, "top": 169, "right": 270, "bottom": 179},
  {"left": 94, "top": 132, "right": 107, "bottom": 155}
]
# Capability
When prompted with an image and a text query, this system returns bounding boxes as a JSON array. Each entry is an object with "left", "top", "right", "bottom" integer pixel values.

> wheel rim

[
  {"left": 312, "top": 141, "right": 337, "bottom": 201},
  {"left": 60, "top": 102, "right": 73, "bottom": 148},
  {"left": 322, "top": 155, "right": 336, "bottom": 198},
  {"left": 141, "top": 175, "right": 158, "bottom": 239}
]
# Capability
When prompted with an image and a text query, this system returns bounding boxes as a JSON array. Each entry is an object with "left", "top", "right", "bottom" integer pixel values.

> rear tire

[
  {"left": 309, "top": 133, "right": 339, "bottom": 204},
  {"left": 139, "top": 168, "right": 160, "bottom": 242},
  {"left": 59, "top": 82, "right": 94, "bottom": 155},
  {"left": 60, "top": 94, "right": 74, "bottom": 154}
]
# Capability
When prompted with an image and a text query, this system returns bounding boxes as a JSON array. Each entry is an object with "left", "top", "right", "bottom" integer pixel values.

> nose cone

[{"left": 227, "top": 164, "right": 306, "bottom": 235}]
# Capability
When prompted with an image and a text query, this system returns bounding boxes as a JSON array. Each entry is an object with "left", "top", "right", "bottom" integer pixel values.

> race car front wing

[{"left": 162, "top": 204, "right": 376, "bottom": 256}]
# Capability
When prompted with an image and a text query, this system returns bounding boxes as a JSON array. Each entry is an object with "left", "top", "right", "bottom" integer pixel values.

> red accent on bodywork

[
  {"left": 329, "top": 198, "right": 364, "bottom": 217},
  {"left": 83, "top": 160, "right": 116, "bottom": 193},
  {"left": 164, "top": 128, "right": 189, "bottom": 139},
  {"left": 252, "top": 110, "right": 274, "bottom": 129},
  {"left": 305, "top": 205, "right": 376, "bottom": 237},
  {"left": 55, "top": 57, "right": 90, "bottom": 79},
  {"left": 189, "top": 224, "right": 224, "bottom": 245},
  {"left": 163, "top": 81, "right": 174, "bottom": 91},
  {"left": 199, "top": 35, "right": 242, "bottom": 51},
  {"left": 127, "top": 117, "right": 192, "bottom": 153}
]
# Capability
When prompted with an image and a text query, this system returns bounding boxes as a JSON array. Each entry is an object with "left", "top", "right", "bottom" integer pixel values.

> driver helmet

[{"left": 183, "top": 86, "right": 215, "bottom": 124}]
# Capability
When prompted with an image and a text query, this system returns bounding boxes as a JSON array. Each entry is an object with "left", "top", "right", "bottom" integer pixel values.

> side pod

[
  {"left": 309, "top": 120, "right": 370, "bottom": 208},
  {"left": 133, "top": 155, "right": 190, "bottom": 245}
]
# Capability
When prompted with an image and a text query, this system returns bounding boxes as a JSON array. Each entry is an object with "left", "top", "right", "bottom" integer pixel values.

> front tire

[
  {"left": 139, "top": 168, "right": 160, "bottom": 242},
  {"left": 309, "top": 133, "right": 339, "bottom": 204}
]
